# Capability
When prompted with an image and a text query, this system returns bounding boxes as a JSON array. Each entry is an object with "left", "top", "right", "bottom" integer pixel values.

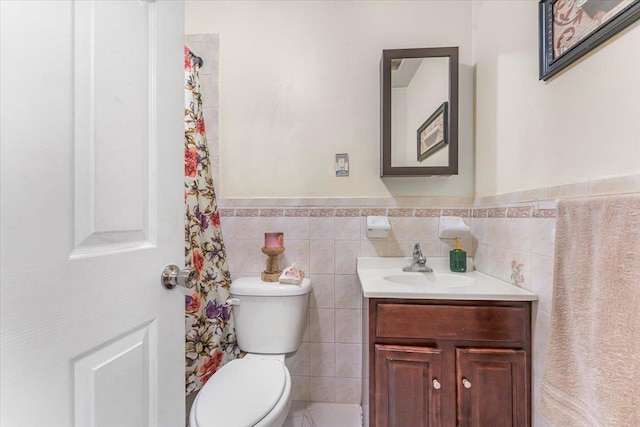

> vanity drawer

[{"left": 375, "top": 303, "right": 528, "bottom": 343}]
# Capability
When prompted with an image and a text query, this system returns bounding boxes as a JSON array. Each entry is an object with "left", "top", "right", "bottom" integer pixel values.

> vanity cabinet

[{"left": 368, "top": 299, "right": 531, "bottom": 427}]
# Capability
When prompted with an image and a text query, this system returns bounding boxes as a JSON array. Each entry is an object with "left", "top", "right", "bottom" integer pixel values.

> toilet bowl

[
  {"left": 189, "top": 277, "right": 312, "bottom": 427},
  {"left": 188, "top": 354, "right": 291, "bottom": 427}
]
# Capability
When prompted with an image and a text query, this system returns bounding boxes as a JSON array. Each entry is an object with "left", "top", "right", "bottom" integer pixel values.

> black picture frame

[
  {"left": 417, "top": 101, "right": 448, "bottom": 162},
  {"left": 539, "top": 0, "right": 640, "bottom": 81}
]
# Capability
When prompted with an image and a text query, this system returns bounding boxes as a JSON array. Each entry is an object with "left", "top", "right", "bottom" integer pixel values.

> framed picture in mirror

[{"left": 417, "top": 101, "right": 448, "bottom": 162}]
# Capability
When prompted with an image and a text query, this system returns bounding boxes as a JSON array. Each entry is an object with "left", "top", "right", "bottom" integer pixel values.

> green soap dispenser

[{"left": 450, "top": 237, "right": 467, "bottom": 273}]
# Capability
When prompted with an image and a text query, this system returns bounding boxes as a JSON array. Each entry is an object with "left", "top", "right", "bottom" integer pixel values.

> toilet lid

[{"left": 195, "top": 358, "right": 286, "bottom": 426}]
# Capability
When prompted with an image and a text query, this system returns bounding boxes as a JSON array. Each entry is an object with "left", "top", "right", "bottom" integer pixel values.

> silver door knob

[
  {"left": 462, "top": 378, "right": 471, "bottom": 389},
  {"left": 432, "top": 379, "right": 441, "bottom": 390},
  {"left": 161, "top": 265, "right": 196, "bottom": 290}
]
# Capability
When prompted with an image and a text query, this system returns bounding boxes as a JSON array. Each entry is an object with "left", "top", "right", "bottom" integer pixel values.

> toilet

[{"left": 189, "top": 276, "right": 312, "bottom": 427}]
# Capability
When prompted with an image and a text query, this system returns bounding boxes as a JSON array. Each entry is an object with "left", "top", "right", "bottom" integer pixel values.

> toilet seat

[{"left": 194, "top": 358, "right": 287, "bottom": 426}]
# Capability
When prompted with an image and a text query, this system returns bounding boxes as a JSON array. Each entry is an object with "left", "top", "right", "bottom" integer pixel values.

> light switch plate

[{"left": 335, "top": 153, "right": 349, "bottom": 177}]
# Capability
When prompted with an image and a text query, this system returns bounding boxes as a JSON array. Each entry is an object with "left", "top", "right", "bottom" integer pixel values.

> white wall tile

[
  {"left": 386, "top": 240, "right": 414, "bottom": 257},
  {"left": 309, "top": 343, "right": 335, "bottom": 377},
  {"left": 286, "top": 342, "right": 310, "bottom": 376},
  {"left": 530, "top": 254, "right": 554, "bottom": 314},
  {"left": 413, "top": 217, "right": 439, "bottom": 240},
  {"left": 506, "top": 218, "right": 532, "bottom": 253},
  {"left": 360, "top": 239, "right": 386, "bottom": 257},
  {"left": 234, "top": 239, "right": 260, "bottom": 273},
  {"left": 291, "top": 375, "right": 310, "bottom": 402},
  {"left": 309, "top": 377, "right": 335, "bottom": 402},
  {"left": 310, "top": 240, "right": 335, "bottom": 274},
  {"left": 335, "top": 275, "right": 362, "bottom": 309},
  {"left": 531, "top": 218, "right": 556, "bottom": 257},
  {"left": 285, "top": 216, "right": 310, "bottom": 240},
  {"left": 235, "top": 217, "right": 260, "bottom": 240},
  {"left": 334, "top": 378, "right": 362, "bottom": 404},
  {"left": 473, "top": 243, "right": 488, "bottom": 272},
  {"left": 533, "top": 309, "right": 551, "bottom": 368},
  {"left": 335, "top": 343, "right": 362, "bottom": 378},
  {"left": 302, "top": 309, "right": 310, "bottom": 343},
  {"left": 487, "top": 217, "right": 507, "bottom": 247},
  {"left": 589, "top": 173, "right": 640, "bottom": 196},
  {"left": 335, "top": 217, "right": 361, "bottom": 240},
  {"left": 310, "top": 217, "right": 335, "bottom": 240},
  {"left": 335, "top": 309, "right": 362, "bottom": 344},
  {"left": 334, "top": 240, "right": 359, "bottom": 274},
  {"left": 389, "top": 217, "right": 414, "bottom": 241},
  {"left": 485, "top": 245, "right": 507, "bottom": 280},
  {"left": 548, "top": 181, "right": 589, "bottom": 199},
  {"left": 309, "top": 275, "right": 335, "bottom": 309},
  {"left": 283, "top": 239, "right": 310, "bottom": 274},
  {"left": 471, "top": 217, "right": 487, "bottom": 245},
  {"left": 309, "top": 308, "right": 335, "bottom": 343},
  {"left": 219, "top": 216, "right": 236, "bottom": 240}
]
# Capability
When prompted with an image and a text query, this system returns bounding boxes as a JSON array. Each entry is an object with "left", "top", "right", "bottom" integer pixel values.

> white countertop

[{"left": 357, "top": 257, "right": 537, "bottom": 301}]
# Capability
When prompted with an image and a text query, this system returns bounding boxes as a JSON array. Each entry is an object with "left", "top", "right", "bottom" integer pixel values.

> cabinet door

[
  {"left": 456, "top": 348, "right": 528, "bottom": 427},
  {"left": 375, "top": 345, "right": 443, "bottom": 427}
]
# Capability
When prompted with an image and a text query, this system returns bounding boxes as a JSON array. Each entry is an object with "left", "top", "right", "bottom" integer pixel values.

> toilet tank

[{"left": 230, "top": 277, "right": 312, "bottom": 354}]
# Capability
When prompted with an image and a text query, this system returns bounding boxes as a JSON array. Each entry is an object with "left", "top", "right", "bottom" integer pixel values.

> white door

[{"left": 1, "top": 1, "right": 185, "bottom": 426}]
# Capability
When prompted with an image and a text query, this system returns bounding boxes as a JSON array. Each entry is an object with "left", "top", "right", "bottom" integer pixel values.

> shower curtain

[{"left": 184, "top": 46, "right": 241, "bottom": 394}]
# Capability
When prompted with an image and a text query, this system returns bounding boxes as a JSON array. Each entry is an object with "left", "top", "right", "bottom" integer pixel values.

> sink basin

[
  {"left": 383, "top": 272, "right": 474, "bottom": 287},
  {"left": 357, "top": 257, "right": 538, "bottom": 300}
]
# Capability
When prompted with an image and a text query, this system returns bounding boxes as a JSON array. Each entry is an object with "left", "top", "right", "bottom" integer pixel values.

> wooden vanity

[
  {"left": 357, "top": 257, "right": 536, "bottom": 427},
  {"left": 367, "top": 298, "right": 531, "bottom": 427}
]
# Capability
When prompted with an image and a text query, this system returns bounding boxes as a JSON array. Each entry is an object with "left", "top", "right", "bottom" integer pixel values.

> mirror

[{"left": 380, "top": 47, "right": 459, "bottom": 177}]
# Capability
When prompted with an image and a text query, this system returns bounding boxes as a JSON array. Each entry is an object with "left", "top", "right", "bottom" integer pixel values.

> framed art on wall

[{"left": 539, "top": 0, "right": 640, "bottom": 80}]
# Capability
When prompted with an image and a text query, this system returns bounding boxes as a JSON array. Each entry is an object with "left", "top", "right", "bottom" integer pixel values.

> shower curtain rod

[{"left": 189, "top": 50, "right": 204, "bottom": 67}]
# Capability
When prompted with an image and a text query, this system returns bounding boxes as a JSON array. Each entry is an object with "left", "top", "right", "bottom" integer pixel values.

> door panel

[
  {"left": 375, "top": 344, "right": 443, "bottom": 427},
  {"left": 73, "top": 0, "right": 155, "bottom": 255},
  {"left": 456, "top": 348, "right": 528, "bottom": 427},
  {"left": 74, "top": 322, "right": 156, "bottom": 427},
  {"left": 0, "top": 1, "right": 185, "bottom": 426}
]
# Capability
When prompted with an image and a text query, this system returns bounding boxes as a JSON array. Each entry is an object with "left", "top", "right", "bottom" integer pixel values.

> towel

[{"left": 538, "top": 194, "right": 640, "bottom": 426}]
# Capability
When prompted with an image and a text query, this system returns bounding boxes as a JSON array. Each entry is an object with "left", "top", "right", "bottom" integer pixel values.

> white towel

[{"left": 538, "top": 194, "right": 640, "bottom": 426}]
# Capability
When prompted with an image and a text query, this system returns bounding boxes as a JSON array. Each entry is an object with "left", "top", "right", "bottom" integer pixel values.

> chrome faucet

[{"left": 403, "top": 243, "right": 433, "bottom": 272}]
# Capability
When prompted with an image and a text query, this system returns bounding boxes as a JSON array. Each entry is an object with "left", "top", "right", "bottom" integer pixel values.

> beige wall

[
  {"left": 473, "top": 1, "right": 640, "bottom": 197},
  {"left": 185, "top": 1, "right": 474, "bottom": 198},
  {"left": 186, "top": 1, "right": 640, "bottom": 199}
]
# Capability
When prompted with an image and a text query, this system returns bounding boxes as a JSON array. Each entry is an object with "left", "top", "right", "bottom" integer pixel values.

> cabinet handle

[
  {"left": 462, "top": 378, "right": 471, "bottom": 389},
  {"left": 432, "top": 379, "right": 441, "bottom": 390}
]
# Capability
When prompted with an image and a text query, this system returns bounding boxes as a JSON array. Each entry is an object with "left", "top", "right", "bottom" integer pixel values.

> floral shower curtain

[{"left": 184, "top": 46, "right": 241, "bottom": 394}]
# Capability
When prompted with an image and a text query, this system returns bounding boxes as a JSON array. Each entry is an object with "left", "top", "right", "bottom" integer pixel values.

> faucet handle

[{"left": 413, "top": 242, "right": 423, "bottom": 257}]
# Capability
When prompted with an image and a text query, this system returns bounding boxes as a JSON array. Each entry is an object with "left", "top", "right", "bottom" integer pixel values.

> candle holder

[{"left": 261, "top": 246, "right": 285, "bottom": 282}]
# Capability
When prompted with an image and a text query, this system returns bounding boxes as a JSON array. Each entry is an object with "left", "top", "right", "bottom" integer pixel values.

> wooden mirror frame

[{"left": 380, "top": 47, "right": 459, "bottom": 177}]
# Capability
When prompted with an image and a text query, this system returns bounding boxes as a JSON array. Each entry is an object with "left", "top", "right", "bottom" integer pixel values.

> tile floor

[{"left": 283, "top": 402, "right": 362, "bottom": 427}]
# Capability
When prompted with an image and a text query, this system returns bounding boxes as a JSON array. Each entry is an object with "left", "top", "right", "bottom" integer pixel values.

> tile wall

[
  {"left": 218, "top": 202, "right": 472, "bottom": 403},
  {"left": 218, "top": 200, "right": 544, "bottom": 405},
  {"left": 216, "top": 172, "right": 638, "bottom": 409}
]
